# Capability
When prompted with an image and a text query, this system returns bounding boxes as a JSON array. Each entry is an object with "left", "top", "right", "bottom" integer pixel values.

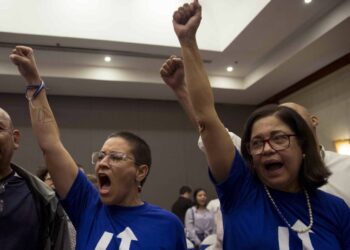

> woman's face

[
  {"left": 250, "top": 115, "right": 303, "bottom": 192},
  {"left": 196, "top": 190, "right": 207, "bottom": 207},
  {"left": 94, "top": 137, "right": 140, "bottom": 205}
]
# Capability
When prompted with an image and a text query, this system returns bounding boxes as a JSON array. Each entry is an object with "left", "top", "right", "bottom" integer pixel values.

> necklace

[{"left": 264, "top": 185, "right": 313, "bottom": 233}]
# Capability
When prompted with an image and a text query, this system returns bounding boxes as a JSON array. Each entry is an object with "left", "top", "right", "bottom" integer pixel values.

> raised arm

[
  {"left": 172, "top": 0, "right": 235, "bottom": 182},
  {"left": 160, "top": 55, "right": 198, "bottom": 128},
  {"left": 9, "top": 46, "right": 78, "bottom": 198}
]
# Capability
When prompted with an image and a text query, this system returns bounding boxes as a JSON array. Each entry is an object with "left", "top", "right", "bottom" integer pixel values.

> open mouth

[
  {"left": 97, "top": 173, "right": 111, "bottom": 193},
  {"left": 264, "top": 162, "right": 283, "bottom": 171}
]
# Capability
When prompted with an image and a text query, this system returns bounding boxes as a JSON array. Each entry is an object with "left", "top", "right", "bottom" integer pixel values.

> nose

[
  {"left": 262, "top": 140, "right": 275, "bottom": 154},
  {"left": 97, "top": 154, "right": 110, "bottom": 167}
]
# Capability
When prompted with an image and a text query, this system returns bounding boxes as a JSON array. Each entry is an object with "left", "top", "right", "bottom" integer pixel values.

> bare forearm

[
  {"left": 173, "top": 85, "right": 198, "bottom": 128},
  {"left": 181, "top": 41, "right": 215, "bottom": 121},
  {"left": 27, "top": 88, "right": 60, "bottom": 152}
]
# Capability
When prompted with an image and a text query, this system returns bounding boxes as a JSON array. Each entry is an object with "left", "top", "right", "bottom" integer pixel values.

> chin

[{"left": 99, "top": 195, "right": 115, "bottom": 205}]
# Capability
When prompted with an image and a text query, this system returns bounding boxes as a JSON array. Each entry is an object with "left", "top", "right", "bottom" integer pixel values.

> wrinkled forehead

[{"left": 102, "top": 136, "right": 133, "bottom": 153}]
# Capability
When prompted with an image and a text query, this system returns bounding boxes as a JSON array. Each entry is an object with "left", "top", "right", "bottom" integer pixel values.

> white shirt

[{"left": 320, "top": 148, "right": 350, "bottom": 206}]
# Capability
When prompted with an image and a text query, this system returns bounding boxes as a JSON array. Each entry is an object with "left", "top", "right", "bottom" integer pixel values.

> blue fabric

[
  {"left": 61, "top": 171, "right": 186, "bottom": 250},
  {"left": 0, "top": 171, "right": 40, "bottom": 250},
  {"left": 209, "top": 151, "right": 350, "bottom": 250}
]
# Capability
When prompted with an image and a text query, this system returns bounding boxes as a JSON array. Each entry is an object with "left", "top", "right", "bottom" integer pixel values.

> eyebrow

[{"left": 251, "top": 130, "right": 292, "bottom": 139}]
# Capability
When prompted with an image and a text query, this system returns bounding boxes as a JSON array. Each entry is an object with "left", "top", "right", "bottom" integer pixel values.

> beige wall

[
  {"left": 0, "top": 93, "right": 255, "bottom": 210},
  {"left": 281, "top": 64, "right": 350, "bottom": 151}
]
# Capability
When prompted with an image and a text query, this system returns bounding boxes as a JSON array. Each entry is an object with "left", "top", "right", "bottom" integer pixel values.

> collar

[{"left": 319, "top": 145, "right": 326, "bottom": 160}]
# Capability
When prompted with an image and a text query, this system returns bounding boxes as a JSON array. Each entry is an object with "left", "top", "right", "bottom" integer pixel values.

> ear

[
  {"left": 310, "top": 115, "right": 319, "bottom": 128},
  {"left": 12, "top": 129, "right": 21, "bottom": 150},
  {"left": 136, "top": 164, "right": 149, "bottom": 183}
]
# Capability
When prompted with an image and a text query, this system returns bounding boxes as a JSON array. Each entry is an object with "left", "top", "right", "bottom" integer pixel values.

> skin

[
  {"left": 281, "top": 102, "right": 320, "bottom": 146},
  {"left": 251, "top": 115, "right": 303, "bottom": 192},
  {"left": 0, "top": 108, "right": 20, "bottom": 179},
  {"left": 173, "top": 0, "right": 235, "bottom": 183},
  {"left": 9, "top": 45, "right": 148, "bottom": 206},
  {"left": 95, "top": 137, "right": 149, "bottom": 206},
  {"left": 195, "top": 190, "right": 207, "bottom": 208}
]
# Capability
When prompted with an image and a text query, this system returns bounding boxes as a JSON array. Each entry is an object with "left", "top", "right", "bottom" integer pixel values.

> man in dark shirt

[
  {"left": 0, "top": 107, "right": 71, "bottom": 249},
  {"left": 171, "top": 185, "right": 193, "bottom": 224}
]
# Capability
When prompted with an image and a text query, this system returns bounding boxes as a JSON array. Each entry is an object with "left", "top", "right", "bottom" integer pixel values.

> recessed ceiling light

[
  {"left": 104, "top": 56, "right": 111, "bottom": 62},
  {"left": 304, "top": 0, "right": 312, "bottom": 4},
  {"left": 226, "top": 66, "right": 234, "bottom": 72}
]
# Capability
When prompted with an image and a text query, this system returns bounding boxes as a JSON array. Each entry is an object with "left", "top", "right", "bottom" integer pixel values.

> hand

[
  {"left": 172, "top": 0, "right": 202, "bottom": 44},
  {"left": 9, "top": 46, "right": 42, "bottom": 85},
  {"left": 160, "top": 55, "right": 185, "bottom": 90}
]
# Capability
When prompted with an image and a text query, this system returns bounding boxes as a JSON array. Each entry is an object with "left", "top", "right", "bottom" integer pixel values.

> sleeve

[
  {"left": 204, "top": 210, "right": 216, "bottom": 236},
  {"left": 339, "top": 201, "right": 350, "bottom": 249},
  {"left": 185, "top": 207, "right": 201, "bottom": 246},
  {"left": 209, "top": 150, "right": 254, "bottom": 212},
  {"left": 60, "top": 170, "right": 99, "bottom": 228},
  {"left": 198, "top": 128, "right": 242, "bottom": 153}
]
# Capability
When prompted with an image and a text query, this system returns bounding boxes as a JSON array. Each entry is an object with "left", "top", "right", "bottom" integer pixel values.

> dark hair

[
  {"left": 193, "top": 188, "right": 207, "bottom": 208},
  {"left": 107, "top": 131, "right": 152, "bottom": 186},
  {"left": 179, "top": 185, "right": 192, "bottom": 195},
  {"left": 241, "top": 104, "right": 330, "bottom": 190}
]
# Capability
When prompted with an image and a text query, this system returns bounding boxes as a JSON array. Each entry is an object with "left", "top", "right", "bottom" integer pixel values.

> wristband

[{"left": 25, "top": 81, "right": 46, "bottom": 100}]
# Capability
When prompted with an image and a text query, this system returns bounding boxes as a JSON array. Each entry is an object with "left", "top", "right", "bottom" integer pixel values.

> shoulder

[
  {"left": 12, "top": 163, "right": 56, "bottom": 201},
  {"left": 313, "top": 189, "right": 349, "bottom": 212},
  {"left": 145, "top": 203, "right": 183, "bottom": 222},
  {"left": 324, "top": 150, "right": 350, "bottom": 167}
]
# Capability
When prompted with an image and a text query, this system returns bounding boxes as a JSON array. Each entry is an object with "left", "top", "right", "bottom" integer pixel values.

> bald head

[
  {"left": 280, "top": 102, "right": 319, "bottom": 141},
  {"left": 0, "top": 107, "right": 13, "bottom": 129}
]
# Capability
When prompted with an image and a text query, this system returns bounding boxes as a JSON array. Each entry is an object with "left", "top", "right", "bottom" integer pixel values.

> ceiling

[{"left": 0, "top": 0, "right": 349, "bottom": 105}]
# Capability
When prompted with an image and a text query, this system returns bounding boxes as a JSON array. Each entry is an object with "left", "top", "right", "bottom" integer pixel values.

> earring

[{"left": 137, "top": 185, "right": 142, "bottom": 193}]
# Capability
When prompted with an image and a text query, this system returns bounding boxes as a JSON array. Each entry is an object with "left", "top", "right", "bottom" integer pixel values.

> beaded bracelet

[{"left": 25, "top": 81, "right": 46, "bottom": 100}]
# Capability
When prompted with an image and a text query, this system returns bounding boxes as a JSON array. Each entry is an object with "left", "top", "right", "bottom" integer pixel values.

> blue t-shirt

[
  {"left": 61, "top": 171, "right": 186, "bottom": 250},
  {"left": 210, "top": 151, "right": 350, "bottom": 250}
]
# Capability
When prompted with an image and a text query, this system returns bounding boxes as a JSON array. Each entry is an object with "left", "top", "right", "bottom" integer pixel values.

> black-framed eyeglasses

[
  {"left": 247, "top": 133, "right": 296, "bottom": 155},
  {"left": 91, "top": 151, "right": 137, "bottom": 166}
]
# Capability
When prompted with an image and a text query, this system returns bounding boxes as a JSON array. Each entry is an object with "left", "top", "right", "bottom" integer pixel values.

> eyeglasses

[
  {"left": 247, "top": 133, "right": 296, "bottom": 155},
  {"left": 91, "top": 151, "right": 137, "bottom": 165}
]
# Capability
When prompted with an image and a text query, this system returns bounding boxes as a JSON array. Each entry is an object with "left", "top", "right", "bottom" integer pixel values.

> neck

[
  {"left": 118, "top": 192, "right": 144, "bottom": 207},
  {"left": 0, "top": 165, "right": 12, "bottom": 180},
  {"left": 197, "top": 205, "right": 206, "bottom": 210},
  {"left": 266, "top": 182, "right": 301, "bottom": 193}
]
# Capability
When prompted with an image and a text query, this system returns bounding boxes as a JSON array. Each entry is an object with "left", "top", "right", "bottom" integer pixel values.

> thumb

[{"left": 9, "top": 54, "right": 27, "bottom": 66}]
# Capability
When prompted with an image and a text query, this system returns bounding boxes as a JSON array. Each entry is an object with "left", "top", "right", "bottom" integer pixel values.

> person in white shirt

[{"left": 160, "top": 57, "right": 350, "bottom": 207}]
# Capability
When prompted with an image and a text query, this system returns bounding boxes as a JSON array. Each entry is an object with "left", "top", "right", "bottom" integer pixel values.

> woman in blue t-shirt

[
  {"left": 171, "top": 1, "right": 350, "bottom": 249},
  {"left": 10, "top": 46, "right": 187, "bottom": 250}
]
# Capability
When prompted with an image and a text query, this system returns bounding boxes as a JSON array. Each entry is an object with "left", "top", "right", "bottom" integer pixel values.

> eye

[
  {"left": 97, "top": 152, "right": 106, "bottom": 161},
  {"left": 251, "top": 139, "right": 263, "bottom": 148},
  {"left": 109, "top": 152, "right": 125, "bottom": 162},
  {"left": 271, "top": 134, "right": 288, "bottom": 144}
]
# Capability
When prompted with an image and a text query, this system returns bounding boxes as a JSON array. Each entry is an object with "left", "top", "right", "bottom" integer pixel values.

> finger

[
  {"left": 173, "top": 11, "right": 182, "bottom": 24},
  {"left": 9, "top": 54, "right": 26, "bottom": 65},
  {"left": 16, "top": 45, "right": 33, "bottom": 57},
  {"left": 182, "top": 3, "right": 192, "bottom": 20},
  {"left": 193, "top": 0, "right": 202, "bottom": 14},
  {"left": 172, "top": 57, "right": 183, "bottom": 68},
  {"left": 160, "top": 68, "right": 169, "bottom": 77},
  {"left": 15, "top": 47, "right": 24, "bottom": 56}
]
